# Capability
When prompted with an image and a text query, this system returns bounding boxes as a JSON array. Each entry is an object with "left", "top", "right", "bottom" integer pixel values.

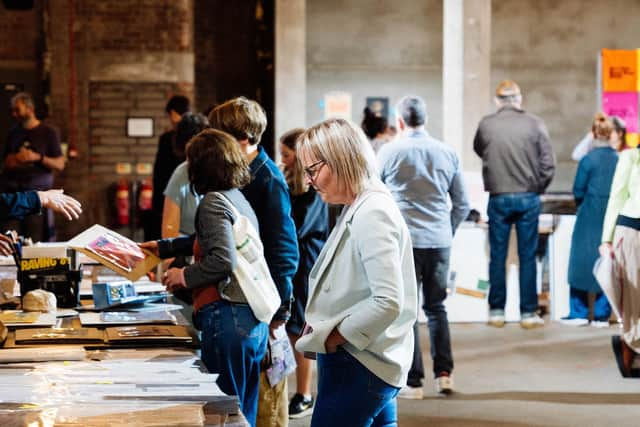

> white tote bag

[
  {"left": 218, "top": 193, "right": 281, "bottom": 324},
  {"left": 594, "top": 254, "right": 622, "bottom": 320}
]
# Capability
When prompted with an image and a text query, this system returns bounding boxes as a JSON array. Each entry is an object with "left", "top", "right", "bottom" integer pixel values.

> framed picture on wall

[{"left": 366, "top": 97, "right": 389, "bottom": 120}]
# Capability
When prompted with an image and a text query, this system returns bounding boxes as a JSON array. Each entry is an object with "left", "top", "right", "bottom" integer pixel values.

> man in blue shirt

[{"left": 378, "top": 95, "right": 470, "bottom": 398}]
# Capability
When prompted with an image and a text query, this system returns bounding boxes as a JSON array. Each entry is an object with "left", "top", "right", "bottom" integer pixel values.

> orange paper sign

[{"left": 602, "top": 49, "right": 637, "bottom": 92}]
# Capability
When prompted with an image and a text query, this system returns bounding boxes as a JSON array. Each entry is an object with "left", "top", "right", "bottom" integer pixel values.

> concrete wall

[
  {"left": 491, "top": 0, "right": 640, "bottom": 191},
  {"left": 306, "top": 0, "right": 443, "bottom": 138}
]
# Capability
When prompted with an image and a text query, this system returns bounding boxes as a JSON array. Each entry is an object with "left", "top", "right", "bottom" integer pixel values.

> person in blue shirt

[
  {"left": 378, "top": 95, "right": 470, "bottom": 398},
  {"left": 0, "top": 189, "right": 82, "bottom": 255}
]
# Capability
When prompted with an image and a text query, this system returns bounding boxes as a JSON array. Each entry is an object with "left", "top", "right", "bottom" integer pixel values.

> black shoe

[{"left": 289, "top": 393, "right": 314, "bottom": 419}]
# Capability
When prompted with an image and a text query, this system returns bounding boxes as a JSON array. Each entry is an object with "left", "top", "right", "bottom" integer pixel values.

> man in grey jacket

[
  {"left": 473, "top": 80, "right": 555, "bottom": 329},
  {"left": 379, "top": 95, "right": 470, "bottom": 398}
]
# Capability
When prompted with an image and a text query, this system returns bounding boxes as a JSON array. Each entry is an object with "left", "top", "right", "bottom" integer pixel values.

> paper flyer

[
  {"left": 601, "top": 91, "right": 639, "bottom": 133},
  {"left": 601, "top": 49, "right": 637, "bottom": 92}
]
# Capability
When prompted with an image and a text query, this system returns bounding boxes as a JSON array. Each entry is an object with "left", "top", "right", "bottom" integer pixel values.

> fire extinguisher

[
  {"left": 138, "top": 179, "right": 153, "bottom": 211},
  {"left": 116, "top": 179, "right": 130, "bottom": 226}
]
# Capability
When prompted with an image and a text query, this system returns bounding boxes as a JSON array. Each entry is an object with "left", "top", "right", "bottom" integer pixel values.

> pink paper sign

[{"left": 602, "top": 92, "right": 639, "bottom": 133}]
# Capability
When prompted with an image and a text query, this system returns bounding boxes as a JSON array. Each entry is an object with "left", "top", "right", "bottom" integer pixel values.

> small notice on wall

[
  {"left": 602, "top": 49, "right": 637, "bottom": 92},
  {"left": 602, "top": 92, "right": 639, "bottom": 133},
  {"left": 127, "top": 117, "right": 154, "bottom": 138},
  {"left": 324, "top": 91, "right": 352, "bottom": 121}
]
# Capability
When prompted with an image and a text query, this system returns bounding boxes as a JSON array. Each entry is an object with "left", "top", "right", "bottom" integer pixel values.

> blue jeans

[
  {"left": 488, "top": 193, "right": 540, "bottom": 314},
  {"left": 194, "top": 301, "right": 268, "bottom": 427},
  {"left": 568, "top": 287, "right": 612, "bottom": 321},
  {"left": 312, "top": 349, "right": 399, "bottom": 427},
  {"left": 408, "top": 247, "right": 453, "bottom": 386}
]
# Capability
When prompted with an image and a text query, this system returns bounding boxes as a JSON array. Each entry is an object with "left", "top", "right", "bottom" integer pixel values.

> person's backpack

[{"left": 217, "top": 193, "right": 281, "bottom": 323}]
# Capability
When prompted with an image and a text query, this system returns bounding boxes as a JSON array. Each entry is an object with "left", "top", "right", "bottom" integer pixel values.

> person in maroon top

[{"left": 1, "top": 92, "right": 65, "bottom": 242}]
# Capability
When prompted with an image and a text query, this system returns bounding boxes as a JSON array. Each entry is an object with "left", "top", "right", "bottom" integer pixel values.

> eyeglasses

[{"left": 303, "top": 160, "right": 325, "bottom": 183}]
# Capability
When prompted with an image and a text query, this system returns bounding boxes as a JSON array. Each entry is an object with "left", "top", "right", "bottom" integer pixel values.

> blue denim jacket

[{"left": 241, "top": 147, "right": 299, "bottom": 320}]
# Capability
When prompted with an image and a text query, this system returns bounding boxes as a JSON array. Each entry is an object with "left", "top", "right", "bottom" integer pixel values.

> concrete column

[
  {"left": 443, "top": 0, "right": 491, "bottom": 171},
  {"left": 275, "top": 0, "right": 306, "bottom": 158}
]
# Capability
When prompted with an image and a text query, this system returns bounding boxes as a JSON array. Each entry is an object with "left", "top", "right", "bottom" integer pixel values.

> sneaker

[
  {"left": 559, "top": 317, "right": 589, "bottom": 327},
  {"left": 591, "top": 320, "right": 611, "bottom": 328},
  {"left": 488, "top": 309, "right": 505, "bottom": 328},
  {"left": 288, "top": 393, "right": 314, "bottom": 419},
  {"left": 435, "top": 372, "right": 453, "bottom": 395},
  {"left": 520, "top": 313, "right": 544, "bottom": 329},
  {"left": 398, "top": 385, "right": 424, "bottom": 400}
]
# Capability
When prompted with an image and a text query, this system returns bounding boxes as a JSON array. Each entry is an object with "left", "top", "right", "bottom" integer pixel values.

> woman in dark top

[
  {"left": 279, "top": 128, "right": 328, "bottom": 418},
  {"left": 564, "top": 113, "right": 618, "bottom": 326},
  {"left": 141, "top": 129, "right": 268, "bottom": 427}
]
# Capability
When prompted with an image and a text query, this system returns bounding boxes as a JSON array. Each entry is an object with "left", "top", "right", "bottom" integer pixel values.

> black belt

[{"left": 617, "top": 215, "right": 640, "bottom": 231}]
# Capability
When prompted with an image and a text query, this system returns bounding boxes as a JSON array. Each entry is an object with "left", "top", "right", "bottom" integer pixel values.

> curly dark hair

[
  {"left": 173, "top": 112, "right": 210, "bottom": 160},
  {"left": 361, "top": 107, "right": 388, "bottom": 139},
  {"left": 186, "top": 129, "right": 251, "bottom": 195}
]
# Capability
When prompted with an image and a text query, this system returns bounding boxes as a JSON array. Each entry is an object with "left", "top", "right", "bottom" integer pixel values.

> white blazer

[{"left": 296, "top": 179, "right": 418, "bottom": 387}]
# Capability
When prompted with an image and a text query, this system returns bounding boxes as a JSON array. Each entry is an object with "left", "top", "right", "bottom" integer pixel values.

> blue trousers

[
  {"left": 487, "top": 193, "right": 540, "bottom": 314},
  {"left": 568, "top": 287, "right": 611, "bottom": 321},
  {"left": 195, "top": 301, "right": 268, "bottom": 427},
  {"left": 312, "top": 349, "right": 399, "bottom": 427}
]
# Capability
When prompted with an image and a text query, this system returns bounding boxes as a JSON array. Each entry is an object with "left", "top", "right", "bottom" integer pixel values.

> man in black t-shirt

[{"left": 1, "top": 92, "right": 65, "bottom": 242}]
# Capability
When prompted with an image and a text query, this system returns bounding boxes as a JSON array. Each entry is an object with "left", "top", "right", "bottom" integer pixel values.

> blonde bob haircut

[{"left": 297, "top": 118, "right": 378, "bottom": 196}]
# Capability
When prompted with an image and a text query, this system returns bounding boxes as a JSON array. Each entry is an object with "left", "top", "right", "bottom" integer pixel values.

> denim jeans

[
  {"left": 568, "top": 287, "right": 612, "bottom": 321},
  {"left": 487, "top": 193, "right": 540, "bottom": 314},
  {"left": 312, "top": 349, "right": 399, "bottom": 427},
  {"left": 407, "top": 247, "right": 453, "bottom": 386},
  {"left": 195, "top": 301, "right": 268, "bottom": 427}
]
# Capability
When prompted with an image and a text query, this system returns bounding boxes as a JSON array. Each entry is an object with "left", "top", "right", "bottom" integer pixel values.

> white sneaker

[
  {"left": 435, "top": 374, "right": 453, "bottom": 395},
  {"left": 488, "top": 310, "right": 505, "bottom": 328},
  {"left": 559, "top": 317, "right": 589, "bottom": 327},
  {"left": 520, "top": 313, "right": 545, "bottom": 329},
  {"left": 591, "top": 320, "right": 611, "bottom": 328},
  {"left": 398, "top": 385, "right": 423, "bottom": 400}
]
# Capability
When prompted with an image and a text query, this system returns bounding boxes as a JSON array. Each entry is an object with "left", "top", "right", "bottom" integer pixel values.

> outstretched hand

[{"left": 37, "top": 189, "right": 82, "bottom": 220}]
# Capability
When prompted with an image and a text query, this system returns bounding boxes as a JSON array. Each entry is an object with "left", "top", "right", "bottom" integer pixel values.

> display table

[
  {"left": 441, "top": 215, "right": 574, "bottom": 323},
  {"left": 0, "top": 347, "right": 248, "bottom": 426}
]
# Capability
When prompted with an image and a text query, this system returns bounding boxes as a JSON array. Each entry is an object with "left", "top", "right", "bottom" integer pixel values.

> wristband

[{"left": 38, "top": 153, "right": 44, "bottom": 165}]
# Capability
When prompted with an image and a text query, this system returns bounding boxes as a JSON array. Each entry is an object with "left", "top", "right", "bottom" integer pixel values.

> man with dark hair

[
  {"left": 1, "top": 92, "right": 65, "bottom": 242},
  {"left": 473, "top": 80, "right": 555, "bottom": 330},
  {"left": 378, "top": 95, "right": 470, "bottom": 398},
  {"left": 145, "top": 95, "right": 191, "bottom": 241}
]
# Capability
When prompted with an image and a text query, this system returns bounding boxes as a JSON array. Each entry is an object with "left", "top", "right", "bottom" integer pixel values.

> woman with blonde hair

[
  {"left": 278, "top": 128, "right": 328, "bottom": 419},
  {"left": 564, "top": 113, "right": 618, "bottom": 326},
  {"left": 295, "top": 118, "right": 417, "bottom": 426}
]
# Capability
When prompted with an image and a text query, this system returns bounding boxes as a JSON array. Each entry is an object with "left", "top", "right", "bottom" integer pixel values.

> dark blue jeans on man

[
  {"left": 487, "top": 192, "right": 540, "bottom": 315},
  {"left": 407, "top": 247, "right": 454, "bottom": 386},
  {"left": 312, "top": 348, "right": 399, "bottom": 427},
  {"left": 195, "top": 301, "right": 268, "bottom": 427}
]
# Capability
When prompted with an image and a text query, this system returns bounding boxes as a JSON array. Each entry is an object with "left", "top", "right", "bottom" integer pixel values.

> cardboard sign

[
  {"left": 602, "top": 49, "right": 637, "bottom": 92},
  {"left": 324, "top": 91, "right": 352, "bottom": 121},
  {"left": 602, "top": 92, "right": 639, "bottom": 133}
]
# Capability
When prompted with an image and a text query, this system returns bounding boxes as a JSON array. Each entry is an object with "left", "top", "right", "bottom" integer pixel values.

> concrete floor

[{"left": 288, "top": 321, "right": 640, "bottom": 427}]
